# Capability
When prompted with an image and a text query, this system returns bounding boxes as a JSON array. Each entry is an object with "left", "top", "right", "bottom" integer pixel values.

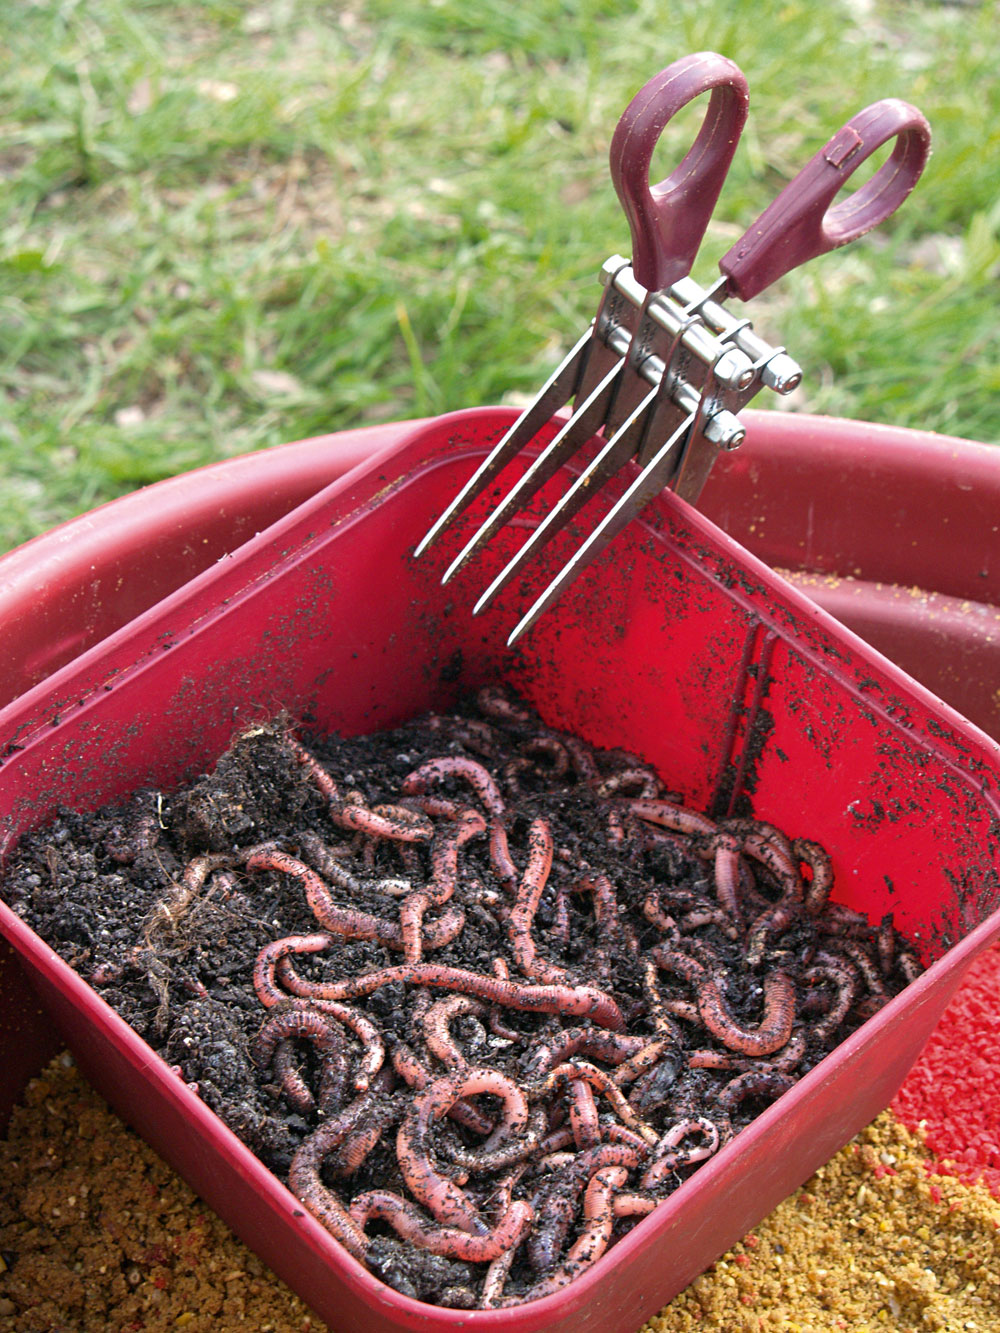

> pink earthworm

[
  {"left": 399, "top": 891, "right": 431, "bottom": 963},
  {"left": 479, "top": 1166, "right": 531, "bottom": 1307},
  {"left": 422, "top": 994, "right": 488, "bottom": 1068},
  {"left": 640, "top": 1116, "right": 721, "bottom": 1187},
  {"left": 612, "top": 1191, "right": 657, "bottom": 1218},
  {"left": 285, "top": 734, "right": 434, "bottom": 843},
  {"left": 793, "top": 836, "right": 834, "bottom": 915},
  {"left": 715, "top": 1068, "right": 797, "bottom": 1114},
  {"left": 252, "top": 1003, "right": 349, "bottom": 1113},
  {"left": 390, "top": 1041, "right": 494, "bottom": 1136},
  {"left": 802, "top": 952, "right": 859, "bottom": 1042},
  {"left": 568, "top": 1077, "right": 601, "bottom": 1149},
  {"left": 253, "top": 933, "right": 335, "bottom": 1008},
  {"left": 840, "top": 939, "right": 890, "bottom": 1000},
  {"left": 537, "top": 1062, "right": 658, "bottom": 1146},
  {"left": 526, "top": 1143, "right": 643, "bottom": 1274},
  {"left": 622, "top": 797, "right": 717, "bottom": 838},
  {"left": 523, "top": 1025, "right": 648, "bottom": 1078},
  {"left": 678, "top": 907, "right": 741, "bottom": 940},
  {"left": 744, "top": 897, "right": 803, "bottom": 967},
  {"left": 687, "top": 1029, "right": 808, "bottom": 1075},
  {"left": 271, "top": 959, "right": 626, "bottom": 1031},
  {"left": 651, "top": 947, "right": 796, "bottom": 1056},
  {"left": 288, "top": 1094, "right": 375, "bottom": 1262},
  {"left": 402, "top": 755, "right": 517, "bottom": 888},
  {"left": 326, "top": 1087, "right": 402, "bottom": 1179},
  {"left": 876, "top": 913, "right": 896, "bottom": 977},
  {"left": 426, "top": 807, "right": 487, "bottom": 905},
  {"left": 522, "top": 734, "right": 571, "bottom": 777},
  {"left": 397, "top": 1067, "right": 530, "bottom": 1233},
  {"left": 475, "top": 685, "right": 533, "bottom": 726},
  {"left": 506, "top": 818, "right": 564, "bottom": 983},
  {"left": 426, "top": 712, "right": 499, "bottom": 758},
  {"left": 443, "top": 1107, "right": 548, "bottom": 1175},
  {"left": 247, "top": 849, "right": 465, "bottom": 955},
  {"left": 722, "top": 818, "right": 801, "bottom": 891},
  {"left": 350, "top": 1189, "right": 533, "bottom": 1264},
  {"left": 562, "top": 735, "right": 599, "bottom": 783},
  {"left": 610, "top": 1037, "right": 675, "bottom": 1087},
  {"left": 709, "top": 829, "right": 744, "bottom": 921},
  {"left": 525, "top": 1164, "right": 628, "bottom": 1297},
  {"left": 594, "top": 766, "right": 662, "bottom": 798}
]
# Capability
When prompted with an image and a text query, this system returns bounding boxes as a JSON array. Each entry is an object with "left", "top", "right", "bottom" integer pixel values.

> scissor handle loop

[
  {"left": 609, "top": 52, "right": 749, "bottom": 292},
  {"left": 719, "top": 99, "right": 931, "bottom": 301}
]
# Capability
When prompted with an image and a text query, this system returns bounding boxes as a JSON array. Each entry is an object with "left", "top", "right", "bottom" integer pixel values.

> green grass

[{"left": 0, "top": 0, "right": 998, "bottom": 552}]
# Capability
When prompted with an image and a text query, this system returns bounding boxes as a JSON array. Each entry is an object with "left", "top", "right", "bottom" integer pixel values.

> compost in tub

[{"left": 1, "top": 408, "right": 1000, "bottom": 1333}]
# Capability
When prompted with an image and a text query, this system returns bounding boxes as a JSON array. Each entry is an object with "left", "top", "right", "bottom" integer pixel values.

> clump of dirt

[{"left": 0, "top": 689, "right": 922, "bottom": 1310}]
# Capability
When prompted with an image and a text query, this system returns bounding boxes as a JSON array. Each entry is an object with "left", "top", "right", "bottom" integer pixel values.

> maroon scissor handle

[
  {"left": 609, "top": 53, "right": 749, "bottom": 292},
  {"left": 720, "top": 99, "right": 932, "bottom": 301}
]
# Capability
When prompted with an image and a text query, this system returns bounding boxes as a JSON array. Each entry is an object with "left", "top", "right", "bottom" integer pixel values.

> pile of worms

[{"left": 93, "top": 688, "right": 923, "bottom": 1308}]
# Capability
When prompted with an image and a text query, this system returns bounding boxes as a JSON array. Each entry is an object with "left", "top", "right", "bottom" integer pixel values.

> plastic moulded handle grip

[
  {"left": 719, "top": 98, "right": 932, "bottom": 302},
  {"left": 609, "top": 52, "right": 750, "bottom": 292}
]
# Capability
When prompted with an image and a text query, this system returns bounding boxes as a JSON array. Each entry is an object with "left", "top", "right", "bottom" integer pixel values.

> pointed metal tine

[
  {"left": 441, "top": 355, "right": 627, "bottom": 585},
  {"left": 473, "top": 384, "right": 659, "bottom": 616},
  {"left": 413, "top": 325, "right": 593, "bottom": 559},
  {"left": 506, "top": 411, "right": 695, "bottom": 645}
]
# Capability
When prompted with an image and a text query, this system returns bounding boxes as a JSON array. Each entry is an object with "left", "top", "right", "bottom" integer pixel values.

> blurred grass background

[{"left": 0, "top": 0, "right": 998, "bottom": 554}]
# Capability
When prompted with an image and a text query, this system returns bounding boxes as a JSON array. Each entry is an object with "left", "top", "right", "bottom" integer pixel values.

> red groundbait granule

[{"left": 891, "top": 942, "right": 1000, "bottom": 1198}]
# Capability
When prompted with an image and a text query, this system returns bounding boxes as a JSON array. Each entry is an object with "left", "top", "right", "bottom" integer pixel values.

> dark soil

[{"left": 0, "top": 689, "right": 921, "bottom": 1310}]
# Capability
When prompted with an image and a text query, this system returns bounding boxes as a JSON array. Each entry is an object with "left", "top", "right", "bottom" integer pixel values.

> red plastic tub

[{"left": 1, "top": 408, "right": 1000, "bottom": 1331}]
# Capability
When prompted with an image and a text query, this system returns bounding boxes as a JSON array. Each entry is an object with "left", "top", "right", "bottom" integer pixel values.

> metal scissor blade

[
  {"left": 506, "top": 410, "right": 695, "bottom": 646},
  {"left": 441, "top": 357, "right": 627, "bottom": 585},
  {"left": 473, "top": 385, "right": 659, "bottom": 615},
  {"left": 413, "top": 325, "right": 593, "bottom": 558}
]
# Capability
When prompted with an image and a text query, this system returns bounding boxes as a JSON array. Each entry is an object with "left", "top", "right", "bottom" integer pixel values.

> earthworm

[
  {"left": 475, "top": 685, "right": 533, "bottom": 726},
  {"left": 526, "top": 1143, "right": 643, "bottom": 1274},
  {"left": 144, "top": 851, "right": 236, "bottom": 942},
  {"left": 640, "top": 1116, "right": 721, "bottom": 1188},
  {"left": 802, "top": 952, "right": 859, "bottom": 1042},
  {"left": 612, "top": 1191, "right": 657, "bottom": 1218},
  {"left": 709, "top": 829, "right": 744, "bottom": 921},
  {"left": 652, "top": 947, "right": 796, "bottom": 1056},
  {"left": 288, "top": 1095, "right": 375, "bottom": 1262},
  {"left": 252, "top": 1002, "right": 348, "bottom": 1113},
  {"left": 479, "top": 1167, "right": 531, "bottom": 1307},
  {"left": 402, "top": 755, "right": 517, "bottom": 888},
  {"left": 253, "top": 933, "right": 334, "bottom": 1008},
  {"left": 794, "top": 837, "right": 834, "bottom": 915},
  {"left": 522, "top": 1025, "right": 648, "bottom": 1078},
  {"left": 715, "top": 1068, "right": 797, "bottom": 1114},
  {"left": 840, "top": 939, "right": 890, "bottom": 1000},
  {"left": 247, "top": 850, "right": 465, "bottom": 955},
  {"left": 422, "top": 994, "right": 488, "bottom": 1069},
  {"left": 269, "top": 959, "right": 626, "bottom": 1031},
  {"left": 534, "top": 1061, "right": 658, "bottom": 1146},
  {"left": 396, "top": 1067, "right": 530, "bottom": 1233},
  {"left": 687, "top": 1029, "right": 808, "bottom": 1076},
  {"left": 522, "top": 734, "right": 571, "bottom": 778},
  {"left": 610, "top": 1037, "right": 676, "bottom": 1087},
  {"left": 562, "top": 735, "right": 600, "bottom": 783},
  {"left": 722, "top": 818, "right": 801, "bottom": 892},
  {"left": 623, "top": 797, "right": 717, "bottom": 838},
  {"left": 286, "top": 734, "right": 434, "bottom": 842},
  {"left": 389, "top": 1041, "right": 493, "bottom": 1135},
  {"left": 350, "top": 1190, "right": 534, "bottom": 1264},
  {"left": 877, "top": 912, "right": 897, "bottom": 976},
  {"left": 427, "top": 712, "right": 498, "bottom": 757},
  {"left": 506, "top": 818, "right": 563, "bottom": 983},
  {"left": 594, "top": 766, "right": 662, "bottom": 798},
  {"left": 426, "top": 807, "right": 487, "bottom": 904},
  {"left": 442, "top": 1107, "right": 548, "bottom": 1175},
  {"left": 525, "top": 1164, "right": 628, "bottom": 1296},
  {"left": 327, "top": 1087, "right": 403, "bottom": 1179}
]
